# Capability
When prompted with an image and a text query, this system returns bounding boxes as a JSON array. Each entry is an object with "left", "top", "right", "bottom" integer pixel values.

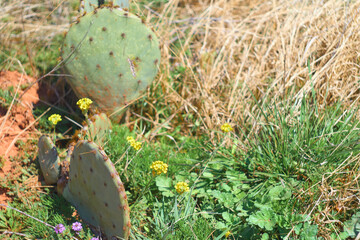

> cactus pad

[
  {"left": 79, "top": 0, "right": 99, "bottom": 14},
  {"left": 85, "top": 113, "right": 112, "bottom": 146},
  {"left": 62, "top": 6, "right": 161, "bottom": 121},
  {"left": 62, "top": 140, "right": 130, "bottom": 239},
  {"left": 80, "top": 0, "right": 129, "bottom": 14},
  {"left": 38, "top": 135, "right": 61, "bottom": 184}
]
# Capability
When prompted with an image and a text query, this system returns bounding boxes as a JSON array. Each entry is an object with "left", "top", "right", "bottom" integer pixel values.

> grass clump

[{"left": 0, "top": 87, "right": 18, "bottom": 110}]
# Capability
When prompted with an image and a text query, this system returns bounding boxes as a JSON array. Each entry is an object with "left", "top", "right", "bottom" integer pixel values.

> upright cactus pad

[
  {"left": 62, "top": 6, "right": 161, "bottom": 121},
  {"left": 62, "top": 140, "right": 131, "bottom": 239},
  {"left": 80, "top": 0, "right": 129, "bottom": 14},
  {"left": 38, "top": 135, "right": 61, "bottom": 184},
  {"left": 85, "top": 113, "right": 112, "bottom": 146},
  {"left": 79, "top": 0, "right": 99, "bottom": 14}
]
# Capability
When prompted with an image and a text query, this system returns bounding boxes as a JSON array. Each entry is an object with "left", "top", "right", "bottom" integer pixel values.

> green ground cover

[
  {"left": 2, "top": 93, "right": 360, "bottom": 239},
  {"left": 1, "top": 0, "right": 360, "bottom": 239}
]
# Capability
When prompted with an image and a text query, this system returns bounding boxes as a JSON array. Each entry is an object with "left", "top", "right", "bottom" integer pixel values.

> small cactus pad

[
  {"left": 38, "top": 135, "right": 61, "bottom": 184},
  {"left": 113, "top": 0, "right": 130, "bottom": 9},
  {"left": 79, "top": 0, "right": 99, "bottom": 14},
  {"left": 62, "top": 7, "right": 161, "bottom": 121},
  {"left": 85, "top": 113, "right": 112, "bottom": 146},
  {"left": 62, "top": 141, "right": 130, "bottom": 239},
  {"left": 80, "top": 0, "right": 129, "bottom": 14},
  {"left": 56, "top": 142, "right": 74, "bottom": 195}
]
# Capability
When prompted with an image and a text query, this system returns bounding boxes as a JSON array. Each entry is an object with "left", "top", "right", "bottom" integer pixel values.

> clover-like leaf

[
  {"left": 268, "top": 185, "right": 292, "bottom": 201},
  {"left": 155, "top": 175, "right": 174, "bottom": 197},
  {"left": 247, "top": 209, "right": 276, "bottom": 231}
]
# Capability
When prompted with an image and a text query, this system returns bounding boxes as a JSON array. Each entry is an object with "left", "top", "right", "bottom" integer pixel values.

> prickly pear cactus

[
  {"left": 62, "top": 140, "right": 131, "bottom": 239},
  {"left": 38, "top": 135, "right": 61, "bottom": 184},
  {"left": 85, "top": 113, "right": 112, "bottom": 146},
  {"left": 62, "top": 5, "right": 161, "bottom": 121},
  {"left": 71, "top": 113, "right": 112, "bottom": 146}
]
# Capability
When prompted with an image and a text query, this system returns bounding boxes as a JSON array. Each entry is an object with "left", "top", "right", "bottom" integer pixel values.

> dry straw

[
  {"left": 143, "top": 0, "right": 360, "bottom": 138},
  {"left": 2, "top": 0, "right": 359, "bottom": 137}
]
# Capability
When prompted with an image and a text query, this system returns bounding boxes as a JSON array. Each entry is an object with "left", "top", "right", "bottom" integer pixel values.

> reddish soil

[{"left": 0, "top": 71, "right": 41, "bottom": 205}]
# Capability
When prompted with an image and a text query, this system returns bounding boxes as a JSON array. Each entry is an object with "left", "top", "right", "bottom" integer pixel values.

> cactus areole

[{"left": 62, "top": 6, "right": 161, "bottom": 121}]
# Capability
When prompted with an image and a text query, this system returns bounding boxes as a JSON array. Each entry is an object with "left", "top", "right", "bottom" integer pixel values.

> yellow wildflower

[
  {"left": 48, "top": 114, "right": 62, "bottom": 125},
  {"left": 225, "top": 231, "right": 231, "bottom": 238},
  {"left": 127, "top": 136, "right": 142, "bottom": 150},
  {"left": 221, "top": 123, "right": 233, "bottom": 133},
  {"left": 175, "top": 182, "right": 189, "bottom": 194},
  {"left": 127, "top": 136, "right": 135, "bottom": 144},
  {"left": 132, "top": 141, "right": 142, "bottom": 151},
  {"left": 150, "top": 161, "right": 168, "bottom": 175},
  {"left": 76, "top": 98, "right": 93, "bottom": 111}
]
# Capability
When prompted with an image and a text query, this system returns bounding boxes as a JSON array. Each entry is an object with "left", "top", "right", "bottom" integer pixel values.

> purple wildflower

[
  {"left": 54, "top": 224, "right": 65, "bottom": 234},
  {"left": 72, "top": 221, "right": 83, "bottom": 232},
  {"left": 91, "top": 237, "right": 99, "bottom": 240}
]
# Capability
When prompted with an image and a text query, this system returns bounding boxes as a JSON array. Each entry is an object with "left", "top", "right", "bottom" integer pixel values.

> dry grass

[
  {"left": 139, "top": 0, "right": 360, "bottom": 137},
  {"left": 0, "top": 0, "right": 72, "bottom": 75},
  {"left": 1, "top": 0, "right": 359, "bottom": 135}
]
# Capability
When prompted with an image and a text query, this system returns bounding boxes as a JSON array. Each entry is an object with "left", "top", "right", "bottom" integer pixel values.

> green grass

[
  {"left": 2, "top": 92, "right": 360, "bottom": 239},
  {"left": 0, "top": 86, "right": 18, "bottom": 110},
  {"left": 0, "top": 34, "right": 64, "bottom": 76}
]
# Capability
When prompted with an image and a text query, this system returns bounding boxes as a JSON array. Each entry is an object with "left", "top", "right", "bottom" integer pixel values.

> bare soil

[{"left": 0, "top": 71, "right": 41, "bottom": 205}]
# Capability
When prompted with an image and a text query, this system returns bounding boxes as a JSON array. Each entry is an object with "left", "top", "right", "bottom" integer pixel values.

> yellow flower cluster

[
  {"left": 127, "top": 136, "right": 142, "bottom": 151},
  {"left": 48, "top": 114, "right": 62, "bottom": 125},
  {"left": 150, "top": 161, "right": 168, "bottom": 175},
  {"left": 225, "top": 231, "right": 231, "bottom": 238},
  {"left": 175, "top": 182, "right": 189, "bottom": 194},
  {"left": 221, "top": 123, "right": 233, "bottom": 132},
  {"left": 76, "top": 98, "right": 93, "bottom": 111}
]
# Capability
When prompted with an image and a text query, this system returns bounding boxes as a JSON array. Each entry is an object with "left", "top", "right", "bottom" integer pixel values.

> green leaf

[
  {"left": 268, "top": 185, "right": 292, "bottom": 201},
  {"left": 343, "top": 211, "right": 360, "bottom": 237},
  {"left": 294, "top": 223, "right": 302, "bottom": 234},
  {"left": 203, "top": 171, "right": 214, "bottom": 178},
  {"left": 207, "top": 190, "right": 236, "bottom": 208},
  {"left": 155, "top": 175, "right": 174, "bottom": 197},
  {"left": 222, "top": 212, "right": 233, "bottom": 223},
  {"left": 220, "top": 183, "right": 231, "bottom": 192},
  {"left": 261, "top": 233, "right": 270, "bottom": 240},
  {"left": 247, "top": 209, "right": 276, "bottom": 231},
  {"left": 299, "top": 222, "right": 318, "bottom": 240},
  {"left": 215, "top": 221, "right": 227, "bottom": 230}
]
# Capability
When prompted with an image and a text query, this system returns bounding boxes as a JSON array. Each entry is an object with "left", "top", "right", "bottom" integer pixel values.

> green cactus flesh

[
  {"left": 85, "top": 113, "right": 112, "bottom": 146},
  {"left": 38, "top": 135, "right": 61, "bottom": 185},
  {"left": 62, "top": 7, "right": 161, "bottom": 121},
  {"left": 113, "top": 0, "right": 130, "bottom": 9},
  {"left": 62, "top": 140, "right": 130, "bottom": 239},
  {"left": 80, "top": 0, "right": 129, "bottom": 14},
  {"left": 79, "top": 0, "right": 99, "bottom": 14}
]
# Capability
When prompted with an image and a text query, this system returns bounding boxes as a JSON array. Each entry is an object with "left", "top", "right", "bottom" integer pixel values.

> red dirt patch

[{"left": 0, "top": 71, "right": 41, "bottom": 205}]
